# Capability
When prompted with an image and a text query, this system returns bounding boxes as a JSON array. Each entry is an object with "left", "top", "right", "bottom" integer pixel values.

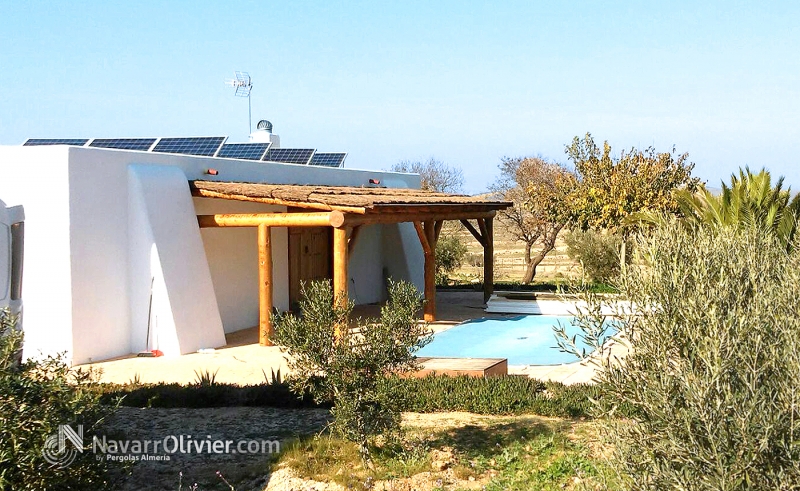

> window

[{"left": 10, "top": 223, "right": 23, "bottom": 301}]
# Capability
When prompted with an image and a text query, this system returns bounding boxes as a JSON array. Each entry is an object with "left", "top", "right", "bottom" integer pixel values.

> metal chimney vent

[{"left": 256, "top": 120, "right": 273, "bottom": 133}]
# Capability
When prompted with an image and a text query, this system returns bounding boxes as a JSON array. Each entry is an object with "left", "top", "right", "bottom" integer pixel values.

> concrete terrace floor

[{"left": 82, "top": 291, "right": 607, "bottom": 386}]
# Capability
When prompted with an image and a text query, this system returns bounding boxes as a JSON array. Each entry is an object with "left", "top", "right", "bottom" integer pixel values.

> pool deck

[{"left": 81, "top": 291, "right": 624, "bottom": 386}]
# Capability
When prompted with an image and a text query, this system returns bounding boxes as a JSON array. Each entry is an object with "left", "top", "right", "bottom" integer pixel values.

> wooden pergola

[{"left": 191, "top": 181, "right": 512, "bottom": 345}]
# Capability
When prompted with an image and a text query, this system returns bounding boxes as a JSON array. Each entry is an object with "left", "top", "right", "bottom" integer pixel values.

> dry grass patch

[{"left": 273, "top": 412, "right": 614, "bottom": 491}]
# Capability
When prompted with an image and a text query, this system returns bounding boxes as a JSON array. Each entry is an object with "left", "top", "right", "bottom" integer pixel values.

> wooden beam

[
  {"left": 191, "top": 187, "right": 368, "bottom": 214},
  {"left": 198, "top": 211, "right": 345, "bottom": 228},
  {"left": 424, "top": 220, "right": 436, "bottom": 250},
  {"left": 415, "top": 221, "right": 437, "bottom": 322},
  {"left": 483, "top": 217, "right": 494, "bottom": 304},
  {"left": 258, "top": 224, "right": 274, "bottom": 346},
  {"left": 434, "top": 220, "right": 444, "bottom": 242},
  {"left": 477, "top": 218, "right": 489, "bottom": 242},
  {"left": 342, "top": 210, "right": 496, "bottom": 227},
  {"left": 347, "top": 225, "right": 362, "bottom": 255},
  {"left": 413, "top": 222, "right": 431, "bottom": 255},
  {"left": 460, "top": 219, "right": 486, "bottom": 247}
]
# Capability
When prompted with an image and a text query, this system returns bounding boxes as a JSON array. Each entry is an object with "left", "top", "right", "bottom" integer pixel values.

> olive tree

[
  {"left": 272, "top": 280, "right": 431, "bottom": 462},
  {"left": 558, "top": 223, "right": 800, "bottom": 489},
  {"left": 0, "top": 309, "right": 122, "bottom": 490}
]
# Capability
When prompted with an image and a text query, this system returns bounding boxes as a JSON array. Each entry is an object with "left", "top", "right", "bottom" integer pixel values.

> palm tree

[{"left": 675, "top": 167, "right": 800, "bottom": 251}]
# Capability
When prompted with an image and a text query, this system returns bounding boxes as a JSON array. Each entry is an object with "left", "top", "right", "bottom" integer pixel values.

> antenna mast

[{"left": 225, "top": 71, "right": 253, "bottom": 134}]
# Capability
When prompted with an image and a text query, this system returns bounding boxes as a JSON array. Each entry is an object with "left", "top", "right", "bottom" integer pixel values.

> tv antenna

[{"left": 225, "top": 71, "right": 253, "bottom": 134}]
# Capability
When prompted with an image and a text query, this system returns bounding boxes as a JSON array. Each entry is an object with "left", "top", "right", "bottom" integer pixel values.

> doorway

[{"left": 288, "top": 226, "right": 332, "bottom": 308}]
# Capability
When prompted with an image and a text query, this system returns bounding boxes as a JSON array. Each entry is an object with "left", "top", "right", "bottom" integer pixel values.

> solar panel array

[
  {"left": 21, "top": 136, "right": 346, "bottom": 167},
  {"left": 217, "top": 142, "right": 271, "bottom": 160},
  {"left": 23, "top": 138, "right": 89, "bottom": 146},
  {"left": 152, "top": 137, "right": 226, "bottom": 157},
  {"left": 309, "top": 152, "right": 347, "bottom": 168},
  {"left": 89, "top": 138, "right": 157, "bottom": 151},
  {"left": 264, "top": 148, "right": 315, "bottom": 165}
]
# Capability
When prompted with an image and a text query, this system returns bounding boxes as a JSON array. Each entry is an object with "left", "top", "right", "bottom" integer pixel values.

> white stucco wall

[
  {"left": 193, "top": 198, "right": 289, "bottom": 334},
  {"left": 127, "top": 166, "right": 226, "bottom": 358},
  {"left": 381, "top": 222, "right": 425, "bottom": 290},
  {"left": 0, "top": 143, "right": 425, "bottom": 364},
  {"left": 0, "top": 146, "right": 74, "bottom": 359},
  {"left": 347, "top": 224, "right": 385, "bottom": 304}
]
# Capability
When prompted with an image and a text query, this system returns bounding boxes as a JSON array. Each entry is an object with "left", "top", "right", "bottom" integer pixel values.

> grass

[
  {"left": 277, "top": 414, "right": 616, "bottom": 490},
  {"left": 402, "top": 376, "right": 600, "bottom": 417}
]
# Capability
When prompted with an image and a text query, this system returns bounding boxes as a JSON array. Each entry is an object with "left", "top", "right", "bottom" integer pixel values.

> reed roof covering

[{"left": 190, "top": 180, "right": 511, "bottom": 215}]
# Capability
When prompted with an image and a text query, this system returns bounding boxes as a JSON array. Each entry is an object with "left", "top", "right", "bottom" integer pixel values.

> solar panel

[
  {"left": 151, "top": 137, "right": 226, "bottom": 157},
  {"left": 23, "top": 139, "right": 89, "bottom": 146},
  {"left": 89, "top": 138, "right": 157, "bottom": 151},
  {"left": 263, "top": 148, "right": 315, "bottom": 165},
  {"left": 310, "top": 152, "right": 347, "bottom": 167},
  {"left": 216, "top": 142, "right": 270, "bottom": 160}
]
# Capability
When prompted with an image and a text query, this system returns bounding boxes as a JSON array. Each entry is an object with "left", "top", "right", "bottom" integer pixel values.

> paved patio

[{"left": 82, "top": 291, "right": 614, "bottom": 386}]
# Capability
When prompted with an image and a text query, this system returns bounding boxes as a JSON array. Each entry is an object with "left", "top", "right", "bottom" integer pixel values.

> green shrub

[
  {"left": 100, "top": 376, "right": 602, "bottom": 418},
  {"left": 563, "top": 229, "right": 624, "bottom": 283},
  {"left": 560, "top": 223, "right": 800, "bottom": 489},
  {"left": 0, "top": 310, "right": 122, "bottom": 490},
  {"left": 435, "top": 235, "right": 468, "bottom": 285},
  {"left": 98, "top": 381, "right": 323, "bottom": 409},
  {"left": 272, "top": 280, "right": 431, "bottom": 461},
  {"left": 399, "top": 375, "right": 599, "bottom": 417}
]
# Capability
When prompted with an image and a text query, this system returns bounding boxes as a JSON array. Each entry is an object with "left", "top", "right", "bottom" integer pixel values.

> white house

[{"left": 0, "top": 130, "right": 507, "bottom": 365}]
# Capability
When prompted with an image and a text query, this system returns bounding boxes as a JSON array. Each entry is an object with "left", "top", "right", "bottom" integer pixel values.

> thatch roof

[{"left": 190, "top": 180, "right": 511, "bottom": 214}]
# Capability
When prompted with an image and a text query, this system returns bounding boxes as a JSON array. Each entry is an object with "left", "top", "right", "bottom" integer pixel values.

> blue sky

[{"left": 1, "top": 1, "right": 799, "bottom": 193}]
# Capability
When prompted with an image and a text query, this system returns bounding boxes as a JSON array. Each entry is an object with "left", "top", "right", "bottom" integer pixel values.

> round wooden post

[
  {"left": 423, "top": 220, "right": 437, "bottom": 322},
  {"left": 413, "top": 221, "right": 437, "bottom": 322},
  {"left": 333, "top": 226, "right": 349, "bottom": 340},
  {"left": 483, "top": 217, "right": 494, "bottom": 304},
  {"left": 333, "top": 227, "right": 349, "bottom": 307},
  {"left": 258, "top": 224, "right": 274, "bottom": 346}
]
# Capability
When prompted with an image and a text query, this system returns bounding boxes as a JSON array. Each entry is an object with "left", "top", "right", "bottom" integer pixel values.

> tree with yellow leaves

[{"left": 564, "top": 133, "right": 700, "bottom": 235}]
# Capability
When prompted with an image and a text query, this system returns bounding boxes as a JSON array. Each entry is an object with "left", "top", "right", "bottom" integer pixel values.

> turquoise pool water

[{"left": 416, "top": 315, "right": 611, "bottom": 366}]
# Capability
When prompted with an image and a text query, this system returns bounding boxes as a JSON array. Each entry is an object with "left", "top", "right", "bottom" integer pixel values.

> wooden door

[{"left": 289, "top": 227, "right": 332, "bottom": 308}]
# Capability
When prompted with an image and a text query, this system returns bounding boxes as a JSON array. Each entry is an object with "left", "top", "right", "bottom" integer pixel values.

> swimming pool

[{"left": 416, "top": 315, "right": 612, "bottom": 366}]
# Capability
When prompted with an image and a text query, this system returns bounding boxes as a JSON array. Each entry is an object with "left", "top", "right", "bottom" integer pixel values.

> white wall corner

[{"left": 128, "top": 165, "right": 226, "bottom": 356}]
